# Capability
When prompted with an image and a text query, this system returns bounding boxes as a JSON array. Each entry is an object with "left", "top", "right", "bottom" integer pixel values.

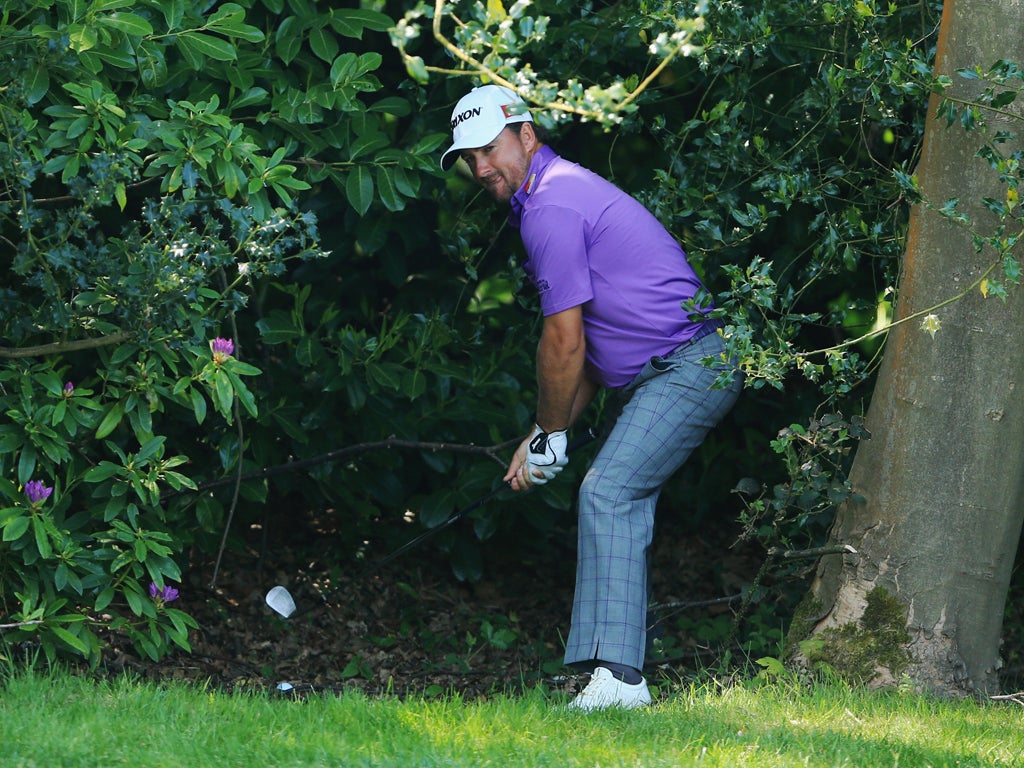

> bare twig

[
  {"left": 648, "top": 594, "right": 743, "bottom": 614},
  {"left": 0, "top": 619, "right": 43, "bottom": 630},
  {"left": 990, "top": 693, "right": 1024, "bottom": 707},
  {"left": 210, "top": 282, "right": 245, "bottom": 589},
  {"left": 425, "top": 0, "right": 696, "bottom": 121},
  {"left": 767, "top": 544, "right": 858, "bottom": 560},
  {"left": 161, "top": 436, "right": 521, "bottom": 500},
  {"left": 0, "top": 331, "right": 133, "bottom": 359}
]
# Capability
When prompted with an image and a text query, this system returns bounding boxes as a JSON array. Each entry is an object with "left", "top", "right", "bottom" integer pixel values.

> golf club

[{"left": 265, "top": 425, "right": 598, "bottom": 619}]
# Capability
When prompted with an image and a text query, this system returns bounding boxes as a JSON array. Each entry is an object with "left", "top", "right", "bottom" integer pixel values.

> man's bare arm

[
  {"left": 535, "top": 305, "right": 586, "bottom": 432},
  {"left": 503, "top": 305, "right": 592, "bottom": 490}
]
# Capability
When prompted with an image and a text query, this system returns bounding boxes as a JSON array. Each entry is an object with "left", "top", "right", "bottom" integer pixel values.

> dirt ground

[
  {"left": 98, "top": 511, "right": 769, "bottom": 699},
  {"left": 92, "top": 505, "right": 1024, "bottom": 699}
]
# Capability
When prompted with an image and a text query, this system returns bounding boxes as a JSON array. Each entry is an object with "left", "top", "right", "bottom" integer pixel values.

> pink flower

[{"left": 210, "top": 337, "right": 234, "bottom": 364}]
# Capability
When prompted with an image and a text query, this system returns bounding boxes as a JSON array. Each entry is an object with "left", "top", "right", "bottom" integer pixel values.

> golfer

[{"left": 441, "top": 85, "right": 742, "bottom": 710}]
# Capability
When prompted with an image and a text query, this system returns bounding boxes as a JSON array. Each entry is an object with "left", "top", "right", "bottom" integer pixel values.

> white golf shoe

[{"left": 566, "top": 666, "right": 652, "bottom": 711}]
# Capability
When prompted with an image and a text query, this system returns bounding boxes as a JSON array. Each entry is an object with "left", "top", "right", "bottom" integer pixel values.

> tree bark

[{"left": 799, "top": 0, "right": 1024, "bottom": 696}]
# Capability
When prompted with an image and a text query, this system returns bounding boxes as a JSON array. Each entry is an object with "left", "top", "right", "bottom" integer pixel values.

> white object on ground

[{"left": 265, "top": 585, "right": 297, "bottom": 618}]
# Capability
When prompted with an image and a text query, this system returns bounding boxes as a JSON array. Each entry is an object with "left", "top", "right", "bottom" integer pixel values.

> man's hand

[
  {"left": 504, "top": 425, "right": 568, "bottom": 491},
  {"left": 527, "top": 425, "right": 568, "bottom": 483}
]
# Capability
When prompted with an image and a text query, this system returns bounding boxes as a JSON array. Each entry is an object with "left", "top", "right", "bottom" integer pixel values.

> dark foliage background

[{"left": 9, "top": 0, "right": 1020, "bottom": 688}]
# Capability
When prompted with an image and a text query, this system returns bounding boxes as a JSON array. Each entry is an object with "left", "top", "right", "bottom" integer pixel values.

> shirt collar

[{"left": 508, "top": 144, "right": 558, "bottom": 228}]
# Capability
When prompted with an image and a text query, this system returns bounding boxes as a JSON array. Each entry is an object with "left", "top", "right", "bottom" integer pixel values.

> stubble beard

[{"left": 482, "top": 155, "right": 530, "bottom": 205}]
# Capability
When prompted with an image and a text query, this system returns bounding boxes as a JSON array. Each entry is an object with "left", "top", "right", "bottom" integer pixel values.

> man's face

[{"left": 459, "top": 126, "right": 534, "bottom": 204}]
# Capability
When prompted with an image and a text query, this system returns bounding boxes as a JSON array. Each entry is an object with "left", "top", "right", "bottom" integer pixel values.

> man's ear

[{"left": 519, "top": 121, "right": 541, "bottom": 151}]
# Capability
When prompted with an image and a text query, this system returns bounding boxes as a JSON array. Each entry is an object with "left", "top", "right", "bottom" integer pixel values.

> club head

[{"left": 265, "top": 585, "right": 297, "bottom": 618}]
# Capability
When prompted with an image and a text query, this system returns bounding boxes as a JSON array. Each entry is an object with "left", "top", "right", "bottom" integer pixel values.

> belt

[{"left": 671, "top": 318, "right": 723, "bottom": 354}]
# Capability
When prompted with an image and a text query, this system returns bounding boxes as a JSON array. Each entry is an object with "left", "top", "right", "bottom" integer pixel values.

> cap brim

[
  {"left": 440, "top": 129, "right": 500, "bottom": 171},
  {"left": 440, "top": 143, "right": 468, "bottom": 172}
]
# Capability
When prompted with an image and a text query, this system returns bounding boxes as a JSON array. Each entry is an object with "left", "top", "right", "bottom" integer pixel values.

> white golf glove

[{"left": 525, "top": 424, "right": 569, "bottom": 485}]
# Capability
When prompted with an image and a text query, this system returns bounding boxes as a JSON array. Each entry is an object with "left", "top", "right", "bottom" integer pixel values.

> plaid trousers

[{"left": 564, "top": 328, "right": 742, "bottom": 670}]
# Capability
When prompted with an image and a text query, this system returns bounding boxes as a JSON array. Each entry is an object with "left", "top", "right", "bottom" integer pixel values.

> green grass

[{"left": 0, "top": 667, "right": 1021, "bottom": 767}]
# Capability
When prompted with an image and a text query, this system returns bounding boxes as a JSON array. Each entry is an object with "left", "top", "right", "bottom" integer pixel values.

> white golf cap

[{"left": 440, "top": 85, "right": 534, "bottom": 171}]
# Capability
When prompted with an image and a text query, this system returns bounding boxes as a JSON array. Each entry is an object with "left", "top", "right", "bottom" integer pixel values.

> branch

[
  {"left": 0, "top": 619, "right": 43, "bottom": 630},
  {"left": 426, "top": 0, "right": 697, "bottom": 121},
  {"left": 767, "top": 544, "right": 858, "bottom": 560},
  {"left": 647, "top": 594, "right": 743, "bottom": 614},
  {"left": 810, "top": 220, "right": 1020, "bottom": 358},
  {"left": 0, "top": 331, "right": 133, "bottom": 359},
  {"left": 163, "top": 436, "right": 521, "bottom": 499},
  {"left": 27, "top": 176, "right": 160, "bottom": 208},
  {"left": 209, "top": 271, "right": 245, "bottom": 589},
  {"left": 990, "top": 693, "right": 1024, "bottom": 707}
]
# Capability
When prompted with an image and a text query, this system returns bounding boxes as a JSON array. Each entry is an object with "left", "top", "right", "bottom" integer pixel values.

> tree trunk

[{"left": 797, "top": 0, "right": 1024, "bottom": 697}]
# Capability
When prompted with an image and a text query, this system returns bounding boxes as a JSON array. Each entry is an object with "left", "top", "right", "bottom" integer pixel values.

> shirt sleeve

[{"left": 520, "top": 204, "right": 594, "bottom": 317}]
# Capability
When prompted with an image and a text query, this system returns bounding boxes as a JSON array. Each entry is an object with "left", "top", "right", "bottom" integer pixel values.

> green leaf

[
  {"left": 55, "top": 562, "right": 68, "bottom": 591},
  {"left": 369, "top": 96, "right": 411, "bottom": 117},
  {"left": 404, "top": 55, "right": 429, "bottom": 85},
  {"left": 135, "top": 436, "right": 166, "bottom": 464},
  {"left": 224, "top": 359, "right": 262, "bottom": 376},
  {"left": 345, "top": 166, "right": 374, "bottom": 216},
  {"left": 124, "top": 585, "right": 143, "bottom": 616},
  {"left": 487, "top": 0, "right": 508, "bottom": 24},
  {"left": 224, "top": 370, "right": 258, "bottom": 417},
  {"left": 330, "top": 8, "right": 393, "bottom": 38},
  {"left": 309, "top": 25, "right": 339, "bottom": 62},
  {"left": 401, "top": 369, "right": 426, "bottom": 400},
  {"left": 177, "top": 31, "right": 237, "bottom": 63},
  {"left": 365, "top": 361, "right": 401, "bottom": 391},
  {"left": 84, "top": 462, "right": 123, "bottom": 482},
  {"left": 376, "top": 166, "right": 405, "bottom": 212},
  {"left": 35, "top": 369, "right": 64, "bottom": 396},
  {"left": 991, "top": 90, "right": 1018, "bottom": 109},
  {"left": 190, "top": 388, "right": 207, "bottom": 425},
  {"left": 25, "top": 65, "right": 50, "bottom": 105},
  {"left": 157, "top": 0, "right": 185, "bottom": 29},
  {"left": 33, "top": 516, "right": 53, "bottom": 559},
  {"left": 392, "top": 166, "right": 418, "bottom": 197},
  {"left": 95, "top": 402, "right": 124, "bottom": 439},
  {"left": 207, "top": 3, "right": 264, "bottom": 42},
  {"left": 68, "top": 23, "right": 99, "bottom": 52},
  {"left": 348, "top": 132, "right": 388, "bottom": 160},
  {"left": 212, "top": 371, "right": 235, "bottom": 417},
  {"left": 329, "top": 52, "right": 357, "bottom": 87},
  {"left": 256, "top": 311, "right": 304, "bottom": 344},
  {"left": 219, "top": 160, "right": 246, "bottom": 198},
  {"left": 232, "top": 87, "right": 269, "bottom": 110},
  {"left": 97, "top": 12, "right": 154, "bottom": 37},
  {"left": 95, "top": 587, "right": 116, "bottom": 611},
  {"left": 275, "top": 17, "right": 304, "bottom": 65},
  {"left": 17, "top": 447, "right": 37, "bottom": 485},
  {"left": 3, "top": 515, "right": 30, "bottom": 542},
  {"left": 50, "top": 626, "right": 89, "bottom": 654}
]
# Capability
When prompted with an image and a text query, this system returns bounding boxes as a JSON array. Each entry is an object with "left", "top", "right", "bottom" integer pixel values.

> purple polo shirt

[{"left": 508, "top": 145, "right": 710, "bottom": 389}]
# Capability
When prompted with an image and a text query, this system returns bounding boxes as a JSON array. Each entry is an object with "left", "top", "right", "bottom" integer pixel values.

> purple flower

[
  {"left": 24, "top": 480, "right": 53, "bottom": 505},
  {"left": 63, "top": 381, "right": 75, "bottom": 397},
  {"left": 149, "top": 582, "right": 180, "bottom": 604},
  {"left": 210, "top": 337, "right": 234, "bottom": 364}
]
